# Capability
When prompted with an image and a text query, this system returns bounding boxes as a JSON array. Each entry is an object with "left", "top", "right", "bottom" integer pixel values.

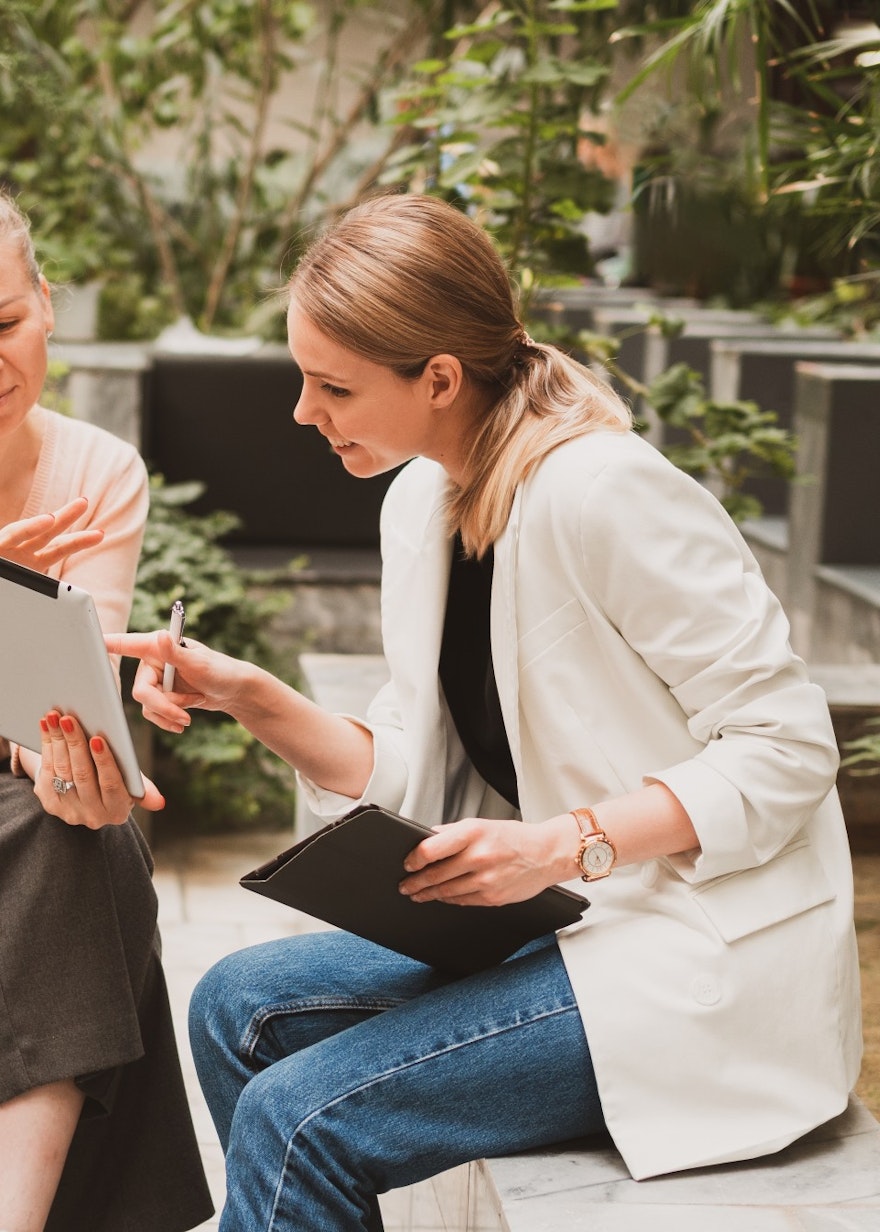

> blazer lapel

[
  {"left": 383, "top": 469, "right": 451, "bottom": 687},
  {"left": 491, "top": 485, "right": 523, "bottom": 791},
  {"left": 382, "top": 466, "right": 455, "bottom": 824}
]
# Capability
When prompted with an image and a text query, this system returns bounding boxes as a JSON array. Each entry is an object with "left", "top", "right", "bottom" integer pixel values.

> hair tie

[{"left": 512, "top": 327, "right": 536, "bottom": 370}]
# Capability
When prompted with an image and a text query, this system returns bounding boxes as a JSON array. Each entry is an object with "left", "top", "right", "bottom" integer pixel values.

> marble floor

[{"left": 153, "top": 828, "right": 880, "bottom": 1231}]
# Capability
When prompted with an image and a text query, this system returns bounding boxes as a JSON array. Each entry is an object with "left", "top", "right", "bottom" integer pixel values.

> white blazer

[{"left": 301, "top": 429, "right": 862, "bottom": 1180}]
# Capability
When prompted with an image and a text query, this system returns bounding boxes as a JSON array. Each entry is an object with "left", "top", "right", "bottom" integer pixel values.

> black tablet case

[{"left": 240, "top": 803, "right": 590, "bottom": 976}]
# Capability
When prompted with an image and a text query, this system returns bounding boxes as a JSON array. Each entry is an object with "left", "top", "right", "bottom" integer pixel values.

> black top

[{"left": 438, "top": 535, "right": 519, "bottom": 810}]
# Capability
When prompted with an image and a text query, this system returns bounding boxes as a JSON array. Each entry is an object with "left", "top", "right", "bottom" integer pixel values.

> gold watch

[{"left": 571, "top": 807, "right": 617, "bottom": 882}]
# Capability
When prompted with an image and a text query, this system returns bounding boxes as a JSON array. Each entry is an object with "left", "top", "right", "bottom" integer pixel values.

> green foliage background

[{"left": 130, "top": 477, "right": 303, "bottom": 831}]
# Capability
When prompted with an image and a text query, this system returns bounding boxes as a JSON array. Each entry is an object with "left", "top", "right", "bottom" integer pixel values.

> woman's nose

[{"left": 293, "top": 387, "right": 322, "bottom": 426}]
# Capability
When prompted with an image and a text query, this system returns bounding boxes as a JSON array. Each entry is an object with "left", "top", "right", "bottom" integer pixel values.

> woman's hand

[
  {"left": 106, "top": 632, "right": 376, "bottom": 799},
  {"left": 399, "top": 816, "right": 575, "bottom": 907},
  {"left": 34, "top": 710, "right": 165, "bottom": 829},
  {"left": 0, "top": 497, "right": 104, "bottom": 571},
  {"left": 104, "top": 631, "right": 246, "bottom": 734}
]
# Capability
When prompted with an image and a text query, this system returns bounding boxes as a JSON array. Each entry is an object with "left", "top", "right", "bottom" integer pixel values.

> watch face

[{"left": 580, "top": 838, "right": 615, "bottom": 877}]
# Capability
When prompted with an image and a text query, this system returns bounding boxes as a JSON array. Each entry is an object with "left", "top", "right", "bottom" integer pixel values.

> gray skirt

[{"left": 0, "top": 768, "right": 214, "bottom": 1231}]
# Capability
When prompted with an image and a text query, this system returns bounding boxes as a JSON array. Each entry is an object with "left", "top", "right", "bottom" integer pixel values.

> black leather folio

[{"left": 240, "top": 803, "right": 590, "bottom": 976}]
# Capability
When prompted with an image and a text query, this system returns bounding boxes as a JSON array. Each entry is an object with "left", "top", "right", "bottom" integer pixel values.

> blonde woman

[
  {"left": 0, "top": 189, "right": 212, "bottom": 1232},
  {"left": 107, "top": 193, "right": 860, "bottom": 1231}
]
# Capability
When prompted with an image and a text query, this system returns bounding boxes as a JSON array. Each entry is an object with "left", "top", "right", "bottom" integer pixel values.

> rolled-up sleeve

[
  {"left": 576, "top": 448, "right": 839, "bottom": 882},
  {"left": 296, "top": 681, "right": 411, "bottom": 821}
]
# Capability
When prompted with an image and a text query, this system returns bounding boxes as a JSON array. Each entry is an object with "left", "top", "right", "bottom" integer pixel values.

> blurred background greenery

[{"left": 2, "top": 1, "right": 878, "bottom": 339}]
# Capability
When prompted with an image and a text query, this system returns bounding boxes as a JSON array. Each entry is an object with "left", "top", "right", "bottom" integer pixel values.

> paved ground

[
  {"left": 155, "top": 829, "right": 322, "bottom": 1230},
  {"left": 154, "top": 828, "right": 443, "bottom": 1231},
  {"left": 154, "top": 828, "right": 880, "bottom": 1230}
]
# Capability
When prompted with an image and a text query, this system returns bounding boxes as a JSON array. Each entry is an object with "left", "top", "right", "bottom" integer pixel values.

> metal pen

[{"left": 162, "top": 599, "right": 186, "bottom": 692}]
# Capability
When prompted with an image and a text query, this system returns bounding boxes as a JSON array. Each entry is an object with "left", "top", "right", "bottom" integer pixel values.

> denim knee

[
  {"left": 224, "top": 1059, "right": 381, "bottom": 1231},
  {"left": 189, "top": 948, "right": 255, "bottom": 1059}
]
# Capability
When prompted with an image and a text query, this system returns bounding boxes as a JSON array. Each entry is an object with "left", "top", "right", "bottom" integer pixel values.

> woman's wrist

[
  {"left": 541, "top": 812, "right": 592, "bottom": 884},
  {"left": 551, "top": 784, "right": 699, "bottom": 877},
  {"left": 221, "top": 658, "right": 274, "bottom": 724}
]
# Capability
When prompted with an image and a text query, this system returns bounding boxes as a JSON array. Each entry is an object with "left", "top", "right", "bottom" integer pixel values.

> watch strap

[{"left": 571, "top": 806, "right": 601, "bottom": 838}]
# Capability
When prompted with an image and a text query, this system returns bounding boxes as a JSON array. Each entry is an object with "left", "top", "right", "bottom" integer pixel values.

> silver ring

[{"left": 53, "top": 776, "right": 76, "bottom": 794}]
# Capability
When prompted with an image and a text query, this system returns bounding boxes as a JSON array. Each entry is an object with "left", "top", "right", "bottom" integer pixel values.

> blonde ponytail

[{"left": 450, "top": 342, "right": 630, "bottom": 556}]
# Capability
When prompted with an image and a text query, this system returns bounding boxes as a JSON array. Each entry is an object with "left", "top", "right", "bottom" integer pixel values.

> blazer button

[
  {"left": 640, "top": 860, "right": 659, "bottom": 888},
  {"left": 692, "top": 975, "right": 722, "bottom": 1006}
]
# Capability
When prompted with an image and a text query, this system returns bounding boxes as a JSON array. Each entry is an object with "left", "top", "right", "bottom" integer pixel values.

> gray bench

[
  {"left": 298, "top": 653, "right": 880, "bottom": 1231},
  {"left": 786, "top": 362, "right": 880, "bottom": 660},
  {"left": 388, "top": 1094, "right": 880, "bottom": 1231},
  {"left": 590, "top": 305, "right": 762, "bottom": 437},
  {"left": 530, "top": 284, "right": 666, "bottom": 333},
  {"left": 589, "top": 309, "right": 838, "bottom": 444},
  {"left": 710, "top": 337, "right": 880, "bottom": 516}
]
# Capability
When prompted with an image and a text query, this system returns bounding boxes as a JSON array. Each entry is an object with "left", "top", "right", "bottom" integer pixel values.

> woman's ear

[
  {"left": 423, "top": 354, "right": 463, "bottom": 408},
  {"left": 38, "top": 275, "right": 55, "bottom": 335}
]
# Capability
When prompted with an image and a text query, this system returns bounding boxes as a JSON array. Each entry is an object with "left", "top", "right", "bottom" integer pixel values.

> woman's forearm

[
  {"left": 227, "top": 662, "right": 376, "bottom": 799},
  {"left": 533, "top": 783, "right": 701, "bottom": 887}
]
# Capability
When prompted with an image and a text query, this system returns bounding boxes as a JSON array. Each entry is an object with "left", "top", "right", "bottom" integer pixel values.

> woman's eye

[
  {"left": 321, "top": 382, "right": 350, "bottom": 398},
  {"left": 0, "top": 319, "right": 18, "bottom": 333}
]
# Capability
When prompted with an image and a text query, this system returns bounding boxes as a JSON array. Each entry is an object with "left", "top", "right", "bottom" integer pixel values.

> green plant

[
  {"left": 768, "top": 274, "right": 880, "bottom": 337},
  {"left": 1, "top": 0, "right": 447, "bottom": 338},
  {"left": 611, "top": 1, "right": 880, "bottom": 315},
  {"left": 3, "top": 0, "right": 304, "bottom": 333},
  {"left": 772, "top": 17, "right": 880, "bottom": 269},
  {"left": 387, "top": 0, "right": 619, "bottom": 301},
  {"left": 842, "top": 717, "right": 880, "bottom": 776},
  {"left": 642, "top": 362, "right": 797, "bottom": 523},
  {"left": 130, "top": 475, "right": 303, "bottom": 830}
]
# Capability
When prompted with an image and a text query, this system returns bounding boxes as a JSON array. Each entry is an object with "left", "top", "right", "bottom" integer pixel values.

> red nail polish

[
  {"left": 60, "top": 716, "right": 74, "bottom": 733},
  {"left": 46, "top": 712, "right": 60, "bottom": 729},
  {"left": 90, "top": 736, "right": 105, "bottom": 754},
  {"left": 39, "top": 718, "right": 49, "bottom": 733}
]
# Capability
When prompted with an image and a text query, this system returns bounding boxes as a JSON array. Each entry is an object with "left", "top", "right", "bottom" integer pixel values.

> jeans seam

[
  {"left": 241, "top": 996, "right": 404, "bottom": 1063},
  {"left": 266, "top": 1000, "right": 578, "bottom": 1230}
]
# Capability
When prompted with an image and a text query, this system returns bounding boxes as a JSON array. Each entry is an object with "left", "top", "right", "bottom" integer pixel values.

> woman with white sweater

[{"left": 0, "top": 189, "right": 212, "bottom": 1232}]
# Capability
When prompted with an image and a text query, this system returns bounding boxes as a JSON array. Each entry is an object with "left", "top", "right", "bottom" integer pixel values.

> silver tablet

[{"left": 0, "top": 556, "right": 144, "bottom": 797}]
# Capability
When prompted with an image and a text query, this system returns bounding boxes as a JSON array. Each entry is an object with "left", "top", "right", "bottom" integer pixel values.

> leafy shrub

[{"left": 130, "top": 475, "right": 303, "bottom": 831}]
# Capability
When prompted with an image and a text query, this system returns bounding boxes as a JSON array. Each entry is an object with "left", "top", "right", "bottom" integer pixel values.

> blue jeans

[{"left": 189, "top": 930, "right": 604, "bottom": 1231}]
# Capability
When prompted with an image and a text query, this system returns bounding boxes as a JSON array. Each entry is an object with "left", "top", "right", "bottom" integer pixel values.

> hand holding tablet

[
  {"left": 0, "top": 555, "right": 145, "bottom": 797},
  {"left": 34, "top": 707, "right": 165, "bottom": 827}
]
